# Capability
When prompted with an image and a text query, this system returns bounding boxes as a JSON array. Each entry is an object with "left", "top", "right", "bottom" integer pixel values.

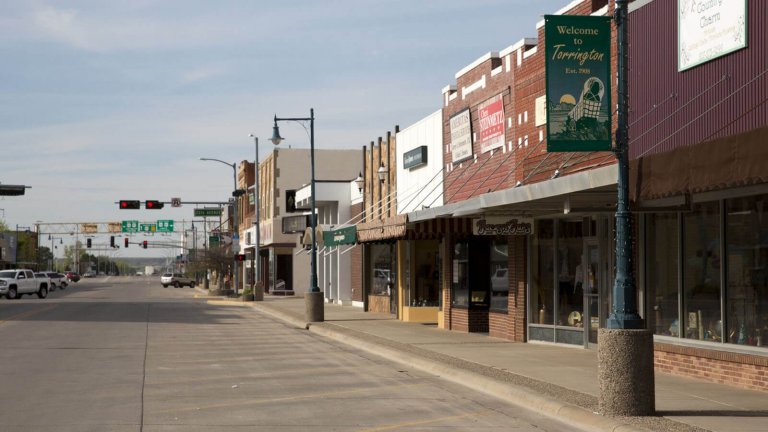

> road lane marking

[
  {"left": 357, "top": 410, "right": 490, "bottom": 432},
  {"left": 150, "top": 382, "right": 429, "bottom": 415},
  {"left": 0, "top": 304, "right": 58, "bottom": 326}
]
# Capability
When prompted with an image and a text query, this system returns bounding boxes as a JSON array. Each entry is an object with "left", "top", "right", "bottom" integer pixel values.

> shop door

[{"left": 583, "top": 238, "right": 601, "bottom": 347}]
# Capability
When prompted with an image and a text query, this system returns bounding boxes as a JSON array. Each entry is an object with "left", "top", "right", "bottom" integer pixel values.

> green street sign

[
  {"left": 157, "top": 220, "right": 174, "bottom": 232},
  {"left": 140, "top": 223, "right": 157, "bottom": 233},
  {"left": 209, "top": 235, "right": 220, "bottom": 247},
  {"left": 545, "top": 15, "right": 612, "bottom": 152},
  {"left": 194, "top": 208, "right": 222, "bottom": 217},
  {"left": 121, "top": 220, "right": 139, "bottom": 233}
]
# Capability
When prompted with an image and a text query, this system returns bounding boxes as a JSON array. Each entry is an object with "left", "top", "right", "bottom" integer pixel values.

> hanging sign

[
  {"left": 545, "top": 15, "right": 612, "bottom": 152},
  {"left": 472, "top": 217, "right": 533, "bottom": 236}
]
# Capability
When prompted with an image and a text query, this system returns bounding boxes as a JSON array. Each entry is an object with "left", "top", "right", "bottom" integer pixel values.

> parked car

[
  {"left": 160, "top": 273, "right": 195, "bottom": 288},
  {"left": 0, "top": 269, "right": 49, "bottom": 299},
  {"left": 46, "top": 272, "right": 68, "bottom": 290},
  {"left": 65, "top": 272, "right": 81, "bottom": 283}
]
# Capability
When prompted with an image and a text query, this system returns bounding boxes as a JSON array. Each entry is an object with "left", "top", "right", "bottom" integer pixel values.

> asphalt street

[{"left": 0, "top": 276, "right": 577, "bottom": 432}]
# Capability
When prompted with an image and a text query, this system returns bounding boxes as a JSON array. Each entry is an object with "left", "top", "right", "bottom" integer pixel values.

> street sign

[
  {"left": 171, "top": 197, "right": 181, "bottom": 207},
  {"left": 209, "top": 235, "right": 220, "bottom": 248},
  {"left": 194, "top": 207, "right": 222, "bottom": 217},
  {"left": 121, "top": 220, "right": 139, "bottom": 233},
  {"left": 156, "top": 220, "right": 174, "bottom": 232},
  {"left": 140, "top": 223, "right": 157, "bottom": 233}
]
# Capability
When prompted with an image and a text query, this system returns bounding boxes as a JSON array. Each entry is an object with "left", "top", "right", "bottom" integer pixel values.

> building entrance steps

[{"left": 247, "top": 295, "right": 768, "bottom": 432}]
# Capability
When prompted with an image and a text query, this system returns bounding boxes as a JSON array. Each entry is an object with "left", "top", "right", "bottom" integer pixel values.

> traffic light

[
  {"left": 110, "top": 236, "right": 115, "bottom": 248},
  {"left": 145, "top": 200, "right": 164, "bottom": 209},
  {"left": 143, "top": 240, "right": 148, "bottom": 249},
  {"left": 87, "top": 238, "right": 92, "bottom": 248},
  {"left": 124, "top": 238, "right": 129, "bottom": 248},
  {"left": 120, "top": 200, "right": 141, "bottom": 209},
  {"left": 235, "top": 253, "right": 246, "bottom": 262}
]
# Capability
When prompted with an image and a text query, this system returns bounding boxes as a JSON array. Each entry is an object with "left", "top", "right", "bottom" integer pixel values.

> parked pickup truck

[
  {"left": 160, "top": 273, "right": 196, "bottom": 288},
  {"left": 0, "top": 269, "right": 49, "bottom": 299}
]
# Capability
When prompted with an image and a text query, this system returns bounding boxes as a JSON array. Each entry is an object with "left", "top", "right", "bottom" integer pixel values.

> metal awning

[{"left": 408, "top": 164, "right": 618, "bottom": 222}]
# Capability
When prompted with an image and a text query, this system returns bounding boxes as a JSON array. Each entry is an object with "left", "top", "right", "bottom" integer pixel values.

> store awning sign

[
  {"left": 473, "top": 217, "right": 533, "bottom": 236},
  {"left": 323, "top": 225, "right": 357, "bottom": 246},
  {"left": 545, "top": 14, "right": 612, "bottom": 152}
]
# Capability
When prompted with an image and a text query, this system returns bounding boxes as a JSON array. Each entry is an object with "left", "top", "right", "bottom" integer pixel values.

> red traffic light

[
  {"left": 143, "top": 240, "right": 148, "bottom": 249},
  {"left": 124, "top": 238, "right": 129, "bottom": 248},
  {"left": 145, "top": 200, "right": 164, "bottom": 209},
  {"left": 120, "top": 200, "right": 141, "bottom": 209},
  {"left": 235, "top": 253, "right": 246, "bottom": 262}
]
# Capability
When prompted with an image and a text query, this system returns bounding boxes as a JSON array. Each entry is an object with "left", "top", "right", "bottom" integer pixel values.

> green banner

[
  {"left": 322, "top": 225, "right": 357, "bottom": 247},
  {"left": 545, "top": 15, "right": 612, "bottom": 152}
]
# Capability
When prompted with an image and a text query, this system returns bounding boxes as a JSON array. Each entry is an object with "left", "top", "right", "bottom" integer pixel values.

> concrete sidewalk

[{"left": 233, "top": 294, "right": 767, "bottom": 432}]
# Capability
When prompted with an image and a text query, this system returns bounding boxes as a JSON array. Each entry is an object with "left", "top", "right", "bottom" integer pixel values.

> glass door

[{"left": 583, "top": 238, "right": 601, "bottom": 347}]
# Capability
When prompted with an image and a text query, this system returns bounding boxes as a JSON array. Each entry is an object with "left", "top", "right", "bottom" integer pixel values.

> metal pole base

[
  {"left": 305, "top": 291, "right": 324, "bottom": 323},
  {"left": 598, "top": 328, "right": 655, "bottom": 416},
  {"left": 254, "top": 282, "right": 264, "bottom": 302}
]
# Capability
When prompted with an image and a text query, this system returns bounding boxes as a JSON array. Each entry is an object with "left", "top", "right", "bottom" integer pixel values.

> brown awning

[{"left": 630, "top": 126, "right": 768, "bottom": 201}]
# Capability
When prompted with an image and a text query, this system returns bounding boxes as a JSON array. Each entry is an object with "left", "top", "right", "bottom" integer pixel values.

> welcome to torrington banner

[{"left": 545, "top": 15, "right": 612, "bottom": 152}]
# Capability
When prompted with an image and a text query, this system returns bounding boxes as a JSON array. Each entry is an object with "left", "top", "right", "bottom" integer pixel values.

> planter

[{"left": 242, "top": 294, "right": 255, "bottom": 302}]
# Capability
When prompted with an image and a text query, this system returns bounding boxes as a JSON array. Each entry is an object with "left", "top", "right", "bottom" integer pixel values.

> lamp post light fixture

[
  {"left": 271, "top": 108, "right": 323, "bottom": 322},
  {"left": 200, "top": 157, "right": 240, "bottom": 296},
  {"left": 377, "top": 163, "right": 388, "bottom": 183},
  {"left": 354, "top": 172, "right": 365, "bottom": 193}
]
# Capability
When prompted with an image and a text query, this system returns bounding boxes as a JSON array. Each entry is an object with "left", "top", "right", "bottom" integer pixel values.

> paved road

[{"left": 0, "top": 277, "right": 576, "bottom": 431}]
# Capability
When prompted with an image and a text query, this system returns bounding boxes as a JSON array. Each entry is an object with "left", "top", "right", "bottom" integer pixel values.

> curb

[{"left": 250, "top": 303, "right": 647, "bottom": 432}]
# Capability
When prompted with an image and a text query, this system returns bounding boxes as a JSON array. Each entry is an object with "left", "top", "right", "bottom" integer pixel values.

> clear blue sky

[{"left": 1, "top": 0, "right": 565, "bottom": 257}]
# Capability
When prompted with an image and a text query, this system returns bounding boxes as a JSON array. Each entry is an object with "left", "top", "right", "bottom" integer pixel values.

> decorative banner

[
  {"left": 473, "top": 217, "right": 533, "bottom": 236},
  {"left": 545, "top": 15, "right": 612, "bottom": 152},
  {"left": 449, "top": 108, "right": 473, "bottom": 163},
  {"left": 678, "top": 0, "right": 747, "bottom": 71},
  {"left": 477, "top": 93, "right": 505, "bottom": 153}
]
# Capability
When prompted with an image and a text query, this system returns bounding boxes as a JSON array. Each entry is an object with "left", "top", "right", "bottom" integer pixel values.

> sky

[{"left": 0, "top": 0, "right": 566, "bottom": 257}]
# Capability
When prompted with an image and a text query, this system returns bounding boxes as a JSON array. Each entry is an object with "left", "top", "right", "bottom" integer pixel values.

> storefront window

[
  {"left": 726, "top": 194, "right": 768, "bottom": 347},
  {"left": 408, "top": 240, "right": 440, "bottom": 307},
  {"left": 532, "top": 220, "right": 554, "bottom": 324},
  {"left": 647, "top": 213, "right": 679, "bottom": 336},
  {"left": 683, "top": 202, "right": 722, "bottom": 342},
  {"left": 490, "top": 240, "right": 509, "bottom": 311},
  {"left": 452, "top": 241, "right": 469, "bottom": 307},
  {"left": 371, "top": 243, "right": 395, "bottom": 296},
  {"left": 558, "top": 220, "right": 584, "bottom": 327}
]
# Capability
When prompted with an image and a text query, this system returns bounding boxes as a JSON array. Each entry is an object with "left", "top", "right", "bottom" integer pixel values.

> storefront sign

[
  {"left": 678, "top": 0, "right": 747, "bottom": 71},
  {"left": 403, "top": 146, "right": 428, "bottom": 170},
  {"left": 473, "top": 217, "right": 533, "bottom": 236},
  {"left": 545, "top": 15, "right": 612, "bottom": 152},
  {"left": 80, "top": 223, "right": 98, "bottom": 234},
  {"left": 449, "top": 108, "right": 472, "bottom": 163},
  {"left": 477, "top": 93, "right": 505, "bottom": 153},
  {"left": 282, "top": 214, "right": 309, "bottom": 233},
  {"left": 323, "top": 225, "right": 357, "bottom": 246}
]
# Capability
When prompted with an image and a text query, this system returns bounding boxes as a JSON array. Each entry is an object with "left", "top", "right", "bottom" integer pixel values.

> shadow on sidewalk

[{"left": 658, "top": 410, "right": 768, "bottom": 417}]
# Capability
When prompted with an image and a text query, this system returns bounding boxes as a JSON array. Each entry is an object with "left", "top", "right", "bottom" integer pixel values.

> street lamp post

[
  {"left": 200, "top": 157, "right": 240, "bottom": 296},
  {"left": 48, "top": 235, "right": 63, "bottom": 271},
  {"left": 271, "top": 108, "right": 323, "bottom": 322},
  {"left": 249, "top": 134, "right": 263, "bottom": 301},
  {"left": 598, "top": 0, "right": 654, "bottom": 416}
]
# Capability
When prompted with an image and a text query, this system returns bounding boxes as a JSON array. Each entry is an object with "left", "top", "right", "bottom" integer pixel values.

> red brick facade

[
  {"left": 350, "top": 202, "right": 363, "bottom": 303},
  {"left": 655, "top": 343, "right": 768, "bottom": 392}
]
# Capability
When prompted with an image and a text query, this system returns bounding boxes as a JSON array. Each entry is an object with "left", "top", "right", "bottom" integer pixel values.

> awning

[
  {"left": 408, "top": 164, "right": 618, "bottom": 221},
  {"left": 357, "top": 215, "right": 407, "bottom": 242}
]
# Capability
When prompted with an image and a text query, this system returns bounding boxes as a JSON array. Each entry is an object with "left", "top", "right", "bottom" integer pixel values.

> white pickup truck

[{"left": 0, "top": 269, "right": 49, "bottom": 299}]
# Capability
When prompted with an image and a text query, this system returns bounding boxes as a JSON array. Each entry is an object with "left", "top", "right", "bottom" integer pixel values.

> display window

[
  {"left": 489, "top": 240, "right": 509, "bottom": 311},
  {"left": 645, "top": 193, "right": 768, "bottom": 349}
]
